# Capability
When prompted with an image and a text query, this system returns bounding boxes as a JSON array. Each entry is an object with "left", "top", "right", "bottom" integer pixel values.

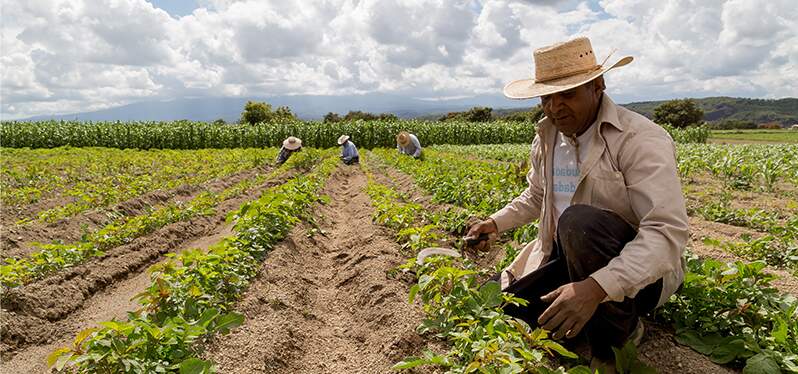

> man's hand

[
  {"left": 538, "top": 277, "right": 607, "bottom": 340},
  {"left": 465, "top": 218, "right": 498, "bottom": 251}
]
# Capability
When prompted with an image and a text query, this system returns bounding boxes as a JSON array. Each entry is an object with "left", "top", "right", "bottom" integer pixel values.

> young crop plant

[
  {"left": 49, "top": 150, "right": 339, "bottom": 373},
  {"left": 395, "top": 256, "right": 589, "bottom": 374},
  {"left": 657, "top": 255, "right": 798, "bottom": 372}
]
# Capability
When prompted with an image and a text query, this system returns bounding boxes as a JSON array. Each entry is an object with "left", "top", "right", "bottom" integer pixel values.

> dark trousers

[
  {"left": 343, "top": 156, "right": 359, "bottom": 165},
  {"left": 499, "top": 204, "right": 663, "bottom": 360}
]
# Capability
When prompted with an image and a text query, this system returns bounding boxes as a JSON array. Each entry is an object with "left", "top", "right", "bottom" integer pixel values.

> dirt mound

[
  {"left": 638, "top": 322, "right": 735, "bottom": 373},
  {"left": 0, "top": 169, "right": 296, "bottom": 357},
  {"left": 0, "top": 165, "right": 270, "bottom": 258},
  {"left": 204, "top": 166, "right": 429, "bottom": 373}
]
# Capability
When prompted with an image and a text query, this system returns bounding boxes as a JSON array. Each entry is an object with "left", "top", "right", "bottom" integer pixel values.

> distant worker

[
  {"left": 396, "top": 131, "right": 422, "bottom": 158},
  {"left": 276, "top": 136, "right": 302, "bottom": 165},
  {"left": 338, "top": 135, "right": 359, "bottom": 165}
]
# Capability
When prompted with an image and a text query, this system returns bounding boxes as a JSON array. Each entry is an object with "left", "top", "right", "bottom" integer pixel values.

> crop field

[
  {"left": 710, "top": 130, "right": 798, "bottom": 144},
  {"left": 0, "top": 123, "right": 796, "bottom": 373}
]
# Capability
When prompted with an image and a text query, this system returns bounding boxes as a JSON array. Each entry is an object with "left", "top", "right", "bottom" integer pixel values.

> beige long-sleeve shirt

[{"left": 490, "top": 94, "right": 688, "bottom": 307}]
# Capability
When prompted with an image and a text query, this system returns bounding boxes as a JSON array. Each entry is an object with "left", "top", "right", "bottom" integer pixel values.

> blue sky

[
  {"left": 147, "top": 0, "right": 200, "bottom": 17},
  {"left": 1, "top": 0, "right": 796, "bottom": 119}
]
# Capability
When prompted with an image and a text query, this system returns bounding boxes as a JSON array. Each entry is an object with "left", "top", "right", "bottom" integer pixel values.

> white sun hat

[
  {"left": 337, "top": 135, "right": 350, "bottom": 145},
  {"left": 283, "top": 136, "right": 302, "bottom": 150}
]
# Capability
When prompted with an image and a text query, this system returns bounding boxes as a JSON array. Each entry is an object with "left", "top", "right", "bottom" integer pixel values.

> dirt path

[
  {"left": 1, "top": 165, "right": 271, "bottom": 259},
  {"left": 204, "top": 165, "right": 427, "bottom": 374},
  {"left": 0, "top": 223, "right": 234, "bottom": 374},
  {"left": 0, "top": 168, "right": 299, "bottom": 359}
]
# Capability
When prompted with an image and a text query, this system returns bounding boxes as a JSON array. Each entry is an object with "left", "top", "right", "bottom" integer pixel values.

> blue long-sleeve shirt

[
  {"left": 397, "top": 133, "right": 422, "bottom": 157},
  {"left": 341, "top": 141, "right": 359, "bottom": 162}
]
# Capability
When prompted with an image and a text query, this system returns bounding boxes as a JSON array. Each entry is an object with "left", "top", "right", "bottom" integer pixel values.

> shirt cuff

[
  {"left": 590, "top": 268, "right": 625, "bottom": 303},
  {"left": 489, "top": 211, "right": 513, "bottom": 233}
]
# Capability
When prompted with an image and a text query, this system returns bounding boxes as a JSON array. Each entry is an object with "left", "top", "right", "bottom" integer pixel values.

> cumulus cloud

[{"left": 0, "top": 0, "right": 795, "bottom": 119}]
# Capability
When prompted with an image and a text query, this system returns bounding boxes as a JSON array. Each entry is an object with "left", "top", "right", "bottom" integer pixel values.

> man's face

[{"left": 541, "top": 78, "right": 604, "bottom": 136}]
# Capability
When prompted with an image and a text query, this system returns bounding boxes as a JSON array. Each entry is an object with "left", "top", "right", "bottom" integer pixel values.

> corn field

[
  {"left": 0, "top": 120, "right": 709, "bottom": 149},
  {"left": 0, "top": 120, "right": 536, "bottom": 149}
]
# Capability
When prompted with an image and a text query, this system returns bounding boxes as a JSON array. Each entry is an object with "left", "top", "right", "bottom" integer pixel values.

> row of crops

[
  {"left": 364, "top": 148, "right": 797, "bottom": 372},
  {"left": 1, "top": 147, "right": 276, "bottom": 223},
  {"left": 0, "top": 120, "right": 709, "bottom": 150},
  {"left": 0, "top": 155, "right": 307, "bottom": 287},
  {"left": 432, "top": 143, "right": 798, "bottom": 190},
  {"left": 47, "top": 149, "right": 339, "bottom": 372}
]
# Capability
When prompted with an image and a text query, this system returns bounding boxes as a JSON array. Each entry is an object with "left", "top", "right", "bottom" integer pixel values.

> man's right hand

[{"left": 465, "top": 218, "right": 498, "bottom": 251}]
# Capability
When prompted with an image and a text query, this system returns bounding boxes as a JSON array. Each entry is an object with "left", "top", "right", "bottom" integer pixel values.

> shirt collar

[{"left": 595, "top": 94, "right": 625, "bottom": 132}]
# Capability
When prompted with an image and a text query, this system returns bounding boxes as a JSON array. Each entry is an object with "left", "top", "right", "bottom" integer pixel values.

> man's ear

[{"left": 593, "top": 76, "right": 606, "bottom": 95}]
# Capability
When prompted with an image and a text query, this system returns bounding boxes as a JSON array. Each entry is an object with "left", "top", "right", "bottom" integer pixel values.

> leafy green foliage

[
  {"left": 657, "top": 255, "right": 798, "bottom": 372},
  {"left": 49, "top": 150, "right": 339, "bottom": 373},
  {"left": 239, "top": 101, "right": 296, "bottom": 125},
  {"left": 1, "top": 147, "right": 276, "bottom": 221},
  {"left": 371, "top": 149, "right": 526, "bottom": 216},
  {"left": 439, "top": 107, "right": 494, "bottom": 122},
  {"left": 0, "top": 152, "right": 301, "bottom": 288},
  {"left": 396, "top": 256, "right": 583, "bottom": 373},
  {"left": 610, "top": 341, "right": 656, "bottom": 374},
  {"left": 654, "top": 99, "right": 705, "bottom": 128}
]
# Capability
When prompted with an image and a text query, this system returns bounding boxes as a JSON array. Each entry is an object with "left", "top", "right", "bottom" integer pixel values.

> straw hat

[
  {"left": 504, "top": 37, "right": 633, "bottom": 99},
  {"left": 283, "top": 136, "right": 302, "bottom": 150},
  {"left": 396, "top": 131, "right": 410, "bottom": 147},
  {"left": 337, "top": 135, "right": 350, "bottom": 145}
]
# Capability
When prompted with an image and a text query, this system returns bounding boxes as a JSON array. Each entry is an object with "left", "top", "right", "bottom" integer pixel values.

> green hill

[{"left": 623, "top": 97, "right": 798, "bottom": 126}]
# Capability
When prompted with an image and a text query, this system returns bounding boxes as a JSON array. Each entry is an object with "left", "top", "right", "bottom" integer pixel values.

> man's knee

[{"left": 557, "top": 204, "right": 606, "bottom": 248}]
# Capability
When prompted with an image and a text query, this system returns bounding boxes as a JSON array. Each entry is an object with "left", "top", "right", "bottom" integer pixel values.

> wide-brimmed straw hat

[
  {"left": 504, "top": 37, "right": 633, "bottom": 99},
  {"left": 283, "top": 136, "right": 302, "bottom": 150},
  {"left": 396, "top": 131, "right": 410, "bottom": 147},
  {"left": 337, "top": 135, "right": 350, "bottom": 145}
]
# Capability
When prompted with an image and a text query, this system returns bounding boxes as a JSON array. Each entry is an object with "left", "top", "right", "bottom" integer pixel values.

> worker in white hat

[
  {"left": 337, "top": 135, "right": 359, "bottom": 165},
  {"left": 396, "top": 131, "right": 422, "bottom": 159},
  {"left": 276, "top": 136, "right": 302, "bottom": 165},
  {"left": 465, "top": 36, "right": 688, "bottom": 372}
]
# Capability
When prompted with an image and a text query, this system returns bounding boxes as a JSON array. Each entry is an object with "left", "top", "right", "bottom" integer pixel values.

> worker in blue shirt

[
  {"left": 396, "top": 131, "right": 422, "bottom": 159},
  {"left": 338, "top": 135, "right": 359, "bottom": 165}
]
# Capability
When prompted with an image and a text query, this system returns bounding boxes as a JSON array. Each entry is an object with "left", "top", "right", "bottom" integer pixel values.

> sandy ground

[{"left": 203, "top": 165, "right": 429, "bottom": 373}]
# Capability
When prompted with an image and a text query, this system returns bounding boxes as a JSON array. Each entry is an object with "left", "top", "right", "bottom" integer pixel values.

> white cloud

[{"left": 0, "top": 0, "right": 795, "bottom": 119}]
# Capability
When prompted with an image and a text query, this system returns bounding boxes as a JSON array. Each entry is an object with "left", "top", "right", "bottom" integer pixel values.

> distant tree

[
  {"left": 338, "top": 111, "right": 396, "bottom": 121},
  {"left": 240, "top": 101, "right": 272, "bottom": 125},
  {"left": 323, "top": 112, "right": 341, "bottom": 123},
  {"left": 502, "top": 105, "right": 544, "bottom": 122},
  {"left": 273, "top": 106, "right": 297, "bottom": 123},
  {"left": 439, "top": 106, "right": 494, "bottom": 122},
  {"left": 212, "top": 118, "right": 226, "bottom": 125},
  {"left": 757, "top": 122, "right": 782, "bottom": 129},
  {"left": 377, "top": 113, "right": 399, "bottom": 121},
  {"left": 465, "top": 107, "right": 493, "bottom": 122},
  {"left": 240, "top": 101, "right": 297, "bottom": 125},
  {"left": 654, "top": 99, "right": 704, "bottom": 128},
  {"left": 708, "top": 119, "right": 756, "bottom": 130}
]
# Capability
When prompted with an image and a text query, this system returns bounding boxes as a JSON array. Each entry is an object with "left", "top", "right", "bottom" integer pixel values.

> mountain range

[
  {"left": 16, "top": 95, "right": 798, "bottom": 125},
  {"left": 19, "top": 94, "right": 534, "bottom": 122}
]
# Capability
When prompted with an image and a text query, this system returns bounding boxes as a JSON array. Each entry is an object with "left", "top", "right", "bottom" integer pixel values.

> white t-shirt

[{"left": 552, "top": 128, "right": 594, "bottom": 225}]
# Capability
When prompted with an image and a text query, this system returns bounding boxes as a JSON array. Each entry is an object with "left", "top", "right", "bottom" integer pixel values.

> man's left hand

[{"left": 537, "top": 278, "right": 607, "bottom": 340}]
